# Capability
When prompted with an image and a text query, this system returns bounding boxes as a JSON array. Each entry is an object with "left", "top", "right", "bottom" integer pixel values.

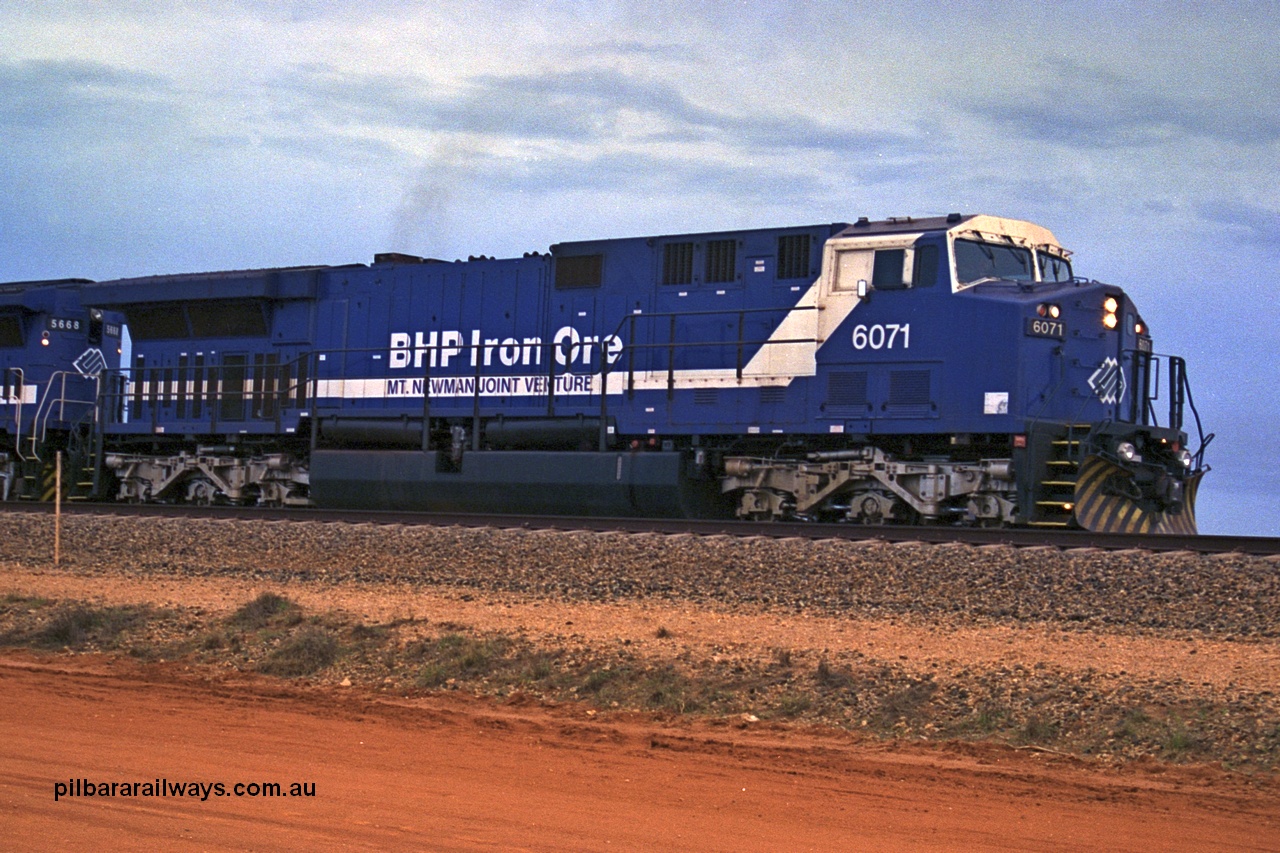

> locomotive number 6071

[
  {"left": 851, "top": 323, "right": 910, "bottom": 350},
  {"left": 1025, "top": 318, "right": 1065, "bottom": 339}
]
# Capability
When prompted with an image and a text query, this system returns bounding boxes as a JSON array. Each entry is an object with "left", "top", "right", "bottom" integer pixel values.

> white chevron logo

[{"left": 1088, "top": 357, "right": 1126, "bottom": 405}]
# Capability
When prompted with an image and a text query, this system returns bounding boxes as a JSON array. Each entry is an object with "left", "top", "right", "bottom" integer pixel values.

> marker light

[
  {"left": 1135, "top": 322, "right": 1145, "bottom": 335},
  {"left": 1036, "top": 303, "right": 1061, "bottom": 318}
]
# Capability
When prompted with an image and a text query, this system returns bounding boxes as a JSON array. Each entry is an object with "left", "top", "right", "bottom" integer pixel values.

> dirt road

[{"left": 2, "top": 651, "right": 1277, "bottom": 851}]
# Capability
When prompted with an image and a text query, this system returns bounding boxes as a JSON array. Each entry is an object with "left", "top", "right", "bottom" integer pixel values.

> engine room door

[
  {"left": 314, "top": 298, "right": 348, "bottom": 414},
  {"left": 219, "top": 354, "right": 248, "bottom": 422}
]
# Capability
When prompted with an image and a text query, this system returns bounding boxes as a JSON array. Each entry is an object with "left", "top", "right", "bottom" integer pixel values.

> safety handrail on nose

[{"left": 17, "top": 371, "right": 100, "bottom": 462}]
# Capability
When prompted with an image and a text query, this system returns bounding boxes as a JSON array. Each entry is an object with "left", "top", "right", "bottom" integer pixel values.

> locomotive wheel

[{"left": 185, "top": 479, "right": 218, "bottom": 506}]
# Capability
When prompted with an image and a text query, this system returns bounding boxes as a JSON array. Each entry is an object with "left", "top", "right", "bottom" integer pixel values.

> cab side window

[
  {"left": 872, "top": 250, "right": 906, "bottom": 289},
  {"left": 870, "top": 245, "right": 938, "bottom": 290}
]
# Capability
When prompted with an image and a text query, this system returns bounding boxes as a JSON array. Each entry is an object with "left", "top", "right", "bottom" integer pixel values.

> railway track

[{"left": 7, "top": 501, "right": 1278, "bottom": 556}]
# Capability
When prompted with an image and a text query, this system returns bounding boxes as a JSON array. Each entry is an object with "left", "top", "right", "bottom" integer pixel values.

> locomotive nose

[{"left": 1074, "top": 454, "right": 1201, "bottom": 535}]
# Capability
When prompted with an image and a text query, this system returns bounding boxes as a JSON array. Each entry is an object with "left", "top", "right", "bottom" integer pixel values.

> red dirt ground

[{"left": 3, "top": 651, "right": 1278, "bottom": 852}]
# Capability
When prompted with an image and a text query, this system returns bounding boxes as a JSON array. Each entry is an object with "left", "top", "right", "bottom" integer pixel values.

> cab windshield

[
  {"left": 1038, "top": 252, "right": 1073, "bottom": 282},
  {"left": 954, "top": 239, "right": 1034, "bottom": 286}
]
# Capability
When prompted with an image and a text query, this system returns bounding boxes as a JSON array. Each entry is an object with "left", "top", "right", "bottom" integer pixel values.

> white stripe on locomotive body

[
  {"left": 310, "top": 261, "right": 850, "bottom": 403},
  {"left": 0, "top": 386, "right": 39, "bottom": 406}
]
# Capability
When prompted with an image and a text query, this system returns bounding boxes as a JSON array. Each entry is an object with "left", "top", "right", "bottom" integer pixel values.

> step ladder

[
  {"left": 1028, "top": 424, "right": 1090, "bottom": 527},
  {"left": 14, "top": 418, "right": 100, "bottom": 502}
]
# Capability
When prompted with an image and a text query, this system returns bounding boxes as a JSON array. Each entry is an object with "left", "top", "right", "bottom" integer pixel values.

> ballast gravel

[
  {"left": 10, "top": 514, "right": 1276, "bottom": 636},
  {"left": 2, "top": 512, "right": 1278, "bottom": 769}
]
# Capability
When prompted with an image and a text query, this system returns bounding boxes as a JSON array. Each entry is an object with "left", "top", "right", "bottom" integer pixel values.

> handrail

[
  {"left": 605, "top": 303, "right": 818, "bottom": 338},
  {"left": 1121, "top": 349, "right": 1210, "bottom": 466},
  {"left": 101, "top": 350, "right": 316, "bottom": 429},
  {"left": 20, "top": 370, "right": 100, "bottom": 462},
  {"left": 1171, "top": 356, "right": 1211, "bottom": 467},
  {"left": 7, "top": 367, "right": 24, "bottom": 455}
]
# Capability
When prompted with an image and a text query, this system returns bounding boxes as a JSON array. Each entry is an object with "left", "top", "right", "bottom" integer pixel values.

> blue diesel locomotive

[
  {"left": 0, "top": 279, "right": 123, "bottom": 500},
  {"left": 78, "top": 213, "right": 1208, "bottom": 533}
]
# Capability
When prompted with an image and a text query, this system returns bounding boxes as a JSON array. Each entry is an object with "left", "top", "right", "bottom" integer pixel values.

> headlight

[
  {"left": 1103, "top": 295, "right": 1119, "bottom": 330},
  {"left": 1116, "top": 441, "right": 1139, "bottom": 462},
  {"left": 1177, "top": 449, "right": 1193, "bottom": 468}
]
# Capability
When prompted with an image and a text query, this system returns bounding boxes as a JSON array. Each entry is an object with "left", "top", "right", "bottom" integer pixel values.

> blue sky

[{"left": 2, "top": 1, "right": 1276, "bottom": 535}]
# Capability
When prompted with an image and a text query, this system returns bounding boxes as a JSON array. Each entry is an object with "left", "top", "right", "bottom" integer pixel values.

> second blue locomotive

[
  {"left": 75, "top": 213, "right": 1208, "bottom": 533},
  {"left": 0, "top": 279, "right": 122, "bottom": 501}
]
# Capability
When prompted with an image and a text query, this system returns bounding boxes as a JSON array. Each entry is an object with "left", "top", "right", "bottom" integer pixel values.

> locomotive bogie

[
  {"left": 721, "top": 449, "right": 1017, "bottom": 524},
  {"left": 104, "top": 450, "right": 309, "bottom": 506}
]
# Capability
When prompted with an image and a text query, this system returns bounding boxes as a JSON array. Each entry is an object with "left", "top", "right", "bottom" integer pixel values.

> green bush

[
  {"left": 0, "top": 604, "right": 149, "bottom": 650},
  {"left": 228, "top": 593, "right": 299, "bottom": 630},
  {"left": 258, "top": 626, "right": 341, "bottom": 676}
]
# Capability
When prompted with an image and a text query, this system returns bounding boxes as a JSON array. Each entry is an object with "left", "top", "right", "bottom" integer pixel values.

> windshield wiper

[{"left": 959, "top": 276, "right": 1042, "bottom": 292}]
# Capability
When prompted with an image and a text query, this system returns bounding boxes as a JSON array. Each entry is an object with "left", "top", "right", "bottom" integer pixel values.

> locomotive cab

[
  {"left": 947, "top": 225, "right": 1213, "bottom": 532},
  {"left": 943, "top": 224, "right": 1207, "bottom": 534},
  {"left": 943, "top": 217, "right": 1206, "bottom": 532}
]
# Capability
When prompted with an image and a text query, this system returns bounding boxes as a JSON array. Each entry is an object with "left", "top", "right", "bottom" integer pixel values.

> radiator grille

[
  {"left": 889, "top": 370, "right": 931, "bottom": 407},
  {"left": 760, "top": 386, "right": 787, "bottom": 404},
  {"left": 705, "top": 239, "right": 737, "bottom": 283},
  {"left": 662, "top": 242, "right": 694, "bottom": 285},
  {"left": 776, "top": 234, "right": 812, "bottom": 279},
  {"left": 827, "top": 371, "right": 868, "bottom": 408}
]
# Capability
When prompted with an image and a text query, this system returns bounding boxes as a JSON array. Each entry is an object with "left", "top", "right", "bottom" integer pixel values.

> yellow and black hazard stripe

[
  {"left": 40, "top": 464, "right": 58, "bottom": 502},
  {"left": 1073, "top": 455, "right": 1201, "bottom": 535},
  {"left": 1158, "top": 470, "right": 1202, "bottom": 536}
]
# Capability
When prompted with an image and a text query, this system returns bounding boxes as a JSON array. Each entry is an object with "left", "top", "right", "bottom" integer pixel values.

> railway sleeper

[
  {"left": 721, "top": 447, "right": 1017, "bottom": 524},
  {"left": 104, "top": 451, "right": 311, "bottom": 507}
]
